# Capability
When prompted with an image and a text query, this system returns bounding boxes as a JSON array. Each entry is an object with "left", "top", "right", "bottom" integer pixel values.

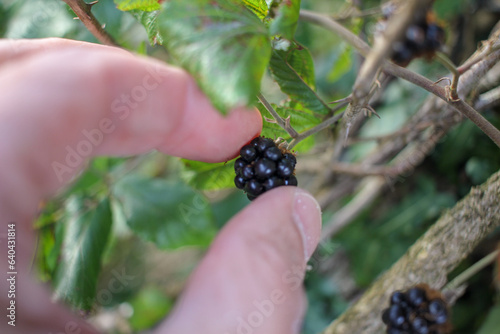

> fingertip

[
  {"left": 292, "top": 188, "right": 322, "bottom": 261},
  {"left": 156, "top": 77, "right": 263, "bottom": 162}
]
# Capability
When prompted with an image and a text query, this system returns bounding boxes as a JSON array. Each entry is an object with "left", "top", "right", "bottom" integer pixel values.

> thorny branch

[
  {"left": 299, "top": 9, "right": 500, "bottom": 149},
  {"left": 61, "top": 0, "right": 118, "bottom": 47},
  {"left": 257, "top": 93, "right": 299, "bottom": 138},
  {"left": 322, "top": 171, "right": 500, "bottom": 334},
  {"left": 352, "top": 0, "right": 434, "bottom": 100}
]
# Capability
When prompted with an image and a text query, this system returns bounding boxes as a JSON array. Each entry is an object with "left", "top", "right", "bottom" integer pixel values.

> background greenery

[{"left": 2, "top": 0, "right": 499, "bottom": 333}]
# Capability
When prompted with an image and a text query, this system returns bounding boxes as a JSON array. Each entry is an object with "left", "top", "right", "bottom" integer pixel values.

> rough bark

[{"left": 322, "top": 170, "right": 500, "bottom": 334}]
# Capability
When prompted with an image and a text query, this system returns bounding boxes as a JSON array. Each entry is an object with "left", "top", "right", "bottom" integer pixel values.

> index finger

[{"left": 0, "top": 39, "right": 262, "bottom": 203}]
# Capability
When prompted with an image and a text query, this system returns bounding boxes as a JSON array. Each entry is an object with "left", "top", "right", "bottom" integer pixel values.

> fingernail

[{"left": 292, "top": 188, "right": 322, "bottom": 261}]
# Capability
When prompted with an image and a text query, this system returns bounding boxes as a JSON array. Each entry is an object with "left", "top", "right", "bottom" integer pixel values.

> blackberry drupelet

[
  {"left": 234, "top": 136, "right": 297, "bottom": 200},
  {"left": 381, "top": 284, "right": 451, "bottom": 334}
]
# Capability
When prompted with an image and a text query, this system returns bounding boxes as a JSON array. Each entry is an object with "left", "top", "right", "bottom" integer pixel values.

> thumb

[{"left": 157, "top": 187, "right": 322, "bottom": 334}]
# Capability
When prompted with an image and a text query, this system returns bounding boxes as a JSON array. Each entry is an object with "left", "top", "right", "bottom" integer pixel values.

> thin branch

[
  {"left": 322, "top": 171, "right": 500, "bottom": 334},
  {"left": 346, "top": 120, "right": 439, "bottom": 144},
  {"left": 320, "top": 177, "right": 386, "bottom": 241},
  {"left": 299, "top": 10, "right": 371, "bottom": 57},
  {"left": 458, "top": 29, "right": 500, "bottom": 75},
  {"left": 476, "top": 86, "right": 500, "bottom": 110},
  {"left": 445, "top": 250, "right": 499, "bottom": 291},
  {"left": 62, "top": 0, "right": 119, "bottom": 47},
  {"left": 288, "top": 104, "right": 347, "bottom": 150},
  {"left": 391, "top": 60, "right": 500, "bottom": 147},
  {"left": 333, "top": 7, "right": 381, "bottom": 22},
  {"left": 257, "top": 93, "right": 299, "bottom": 138}
]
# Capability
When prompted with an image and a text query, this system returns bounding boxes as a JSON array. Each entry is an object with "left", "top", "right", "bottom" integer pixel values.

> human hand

[{"left": 0, "top": 38, "right": 321, "bottom": 334}]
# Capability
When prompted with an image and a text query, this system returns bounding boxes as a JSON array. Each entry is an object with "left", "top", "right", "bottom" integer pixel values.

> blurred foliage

[
  {"left": 128, "top": 286, "right": 173, "bottom": 331},
  {"left": 158, "top": 0, "right": 271, "bottom": 114},
  {"left": 337, "top": 177, "right": 456, "bottom": 287},
  {"left": 2, "top": 0, "right": 499, "bottom": 333},
  {"left": 112, "top": 174, "right": 217, "bottom": 249}
]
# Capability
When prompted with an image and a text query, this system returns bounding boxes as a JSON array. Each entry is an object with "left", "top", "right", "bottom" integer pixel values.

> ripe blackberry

[
  {"left": 375, "top": 6, "right": 445, "bottom": 66},
  {"left": 381, "top": 284, "right": 451, "bottom": 334},
  {"left": 234, "top": 136, "right": 298, "bottom": 200}
]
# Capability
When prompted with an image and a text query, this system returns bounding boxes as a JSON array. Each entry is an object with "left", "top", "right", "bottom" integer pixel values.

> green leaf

[
  {"left": 269, "top": 0, "right": 301, "bottom": 41},
  {"left": 243, "top": 0, "right": 269, "bottom": 20},
  {"left": 53, "top": 197, "right": 113, "bottom": 310},
  {"left": 269, "top": 44, "right": 330, "bottom": 115},
  {"left": 112, "top": 174, "right": 216, "bottom": 249},
  {"left": 258, "top": 102, "right": 320, "bottom": 152},
  {"left": 114, "top": 0, "right": 161, "bottom": 11},
  {"left": 130, "top": 10, "right": 163, "bottom": 45},
  {"left": 327, "top": 44, "right": 352, "bottom": 82},
  {"left": 158, "top": 0, "right": 271, "bottom": 114},
  {"left": 129, "top": 287, "right": 173, "bottom": 331},
  {"left": 181, "top": 160, "right": 235, "bottom": 190}
]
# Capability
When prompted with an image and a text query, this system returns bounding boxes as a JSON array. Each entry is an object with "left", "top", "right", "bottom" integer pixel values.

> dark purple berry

[
  {"left": 424, "top": 24, "right": 445, "bottom": 51},
  {"left": 412, "top": 317, "right": 429, "bottom": 334},
  {"left": 390, "top": 291, "right": 406, "bottom": 305},
  {"left": 254, "top": 158, "right": 276, "bottom": 180},
  {"left": 255, "top": 137, "right": 275, "bottom": 153},
  {"left": 283, "top": 153, "right": 297, "bottom": 166},
  {"left": 234, "top": 175, "right": 246, "bottom": 189},
  {"left": 240, "top": 146, "right": 257, "bottom": 162},
  {"left": 250, "top": 136, "right": 262, "bottom": 148},
  {"left": 263, "top": 176, "right": 285, "bottom": 191},
  {"left": 245, "top": 179, "right": 264, "bottom": 196},
  {"left": 382, "top": 308, "right": 391, "bottom": 325},
  {"left": 241, "top": 165, "right": 255, "bottom": 180},
  {"left": 392, "top": 41, "right": 413, "bottom": 64},
  {"left": 429, "top": 299, "right": 448, "bottom": 324},
  {"left": 428, "top": 299, "right": 446, "bottom": 316},
  {"left": 400, "top": 322, "right": 411, "bottom": 331},
  {"left": 284, "top": 175, "right": 298, "bottom": 186},
  {"left": 407, "top": 287, "right": 426, "bottom": 307},
  {"left": 386, "top": 328, "right": 407, "bottom": 334},
  {"left": 263, "top": 146, "right": 282, "bottom": 161},
  {"left": 387, "top": 305, "right": 405, "bottom": 327},
  {"left": 405, "top": 25, "right": 426, "bottom": 50},
  {"left": 277, "top": 160, "right": 294, "bottom": 178},
  {"left": 234, "top": 157, "right": 246, "bottom": 172}
]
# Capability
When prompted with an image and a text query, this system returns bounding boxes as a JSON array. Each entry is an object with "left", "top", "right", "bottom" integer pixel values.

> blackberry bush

[
  {"left": 234, "top": 136, "right": 297, "bottom": 200},
  {"left": 382, "top": 285, "right": 451, "bottom": 334}
]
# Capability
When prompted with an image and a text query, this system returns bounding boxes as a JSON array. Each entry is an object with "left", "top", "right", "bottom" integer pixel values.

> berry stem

[
  {"left": 257, "top": 93, "right": 299, "bottom": 138},
  {"left": 445, "top": 250, "right": 499, "bottom": 291},
  {"left": 288, "top": 108, "right": 346, "bottom": 150},
  {"left": 434, "top": 52, "right": 460, "bottom": 101},
  {"left": 62, "top": 0, "right": 119, "bottom": 47}
]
